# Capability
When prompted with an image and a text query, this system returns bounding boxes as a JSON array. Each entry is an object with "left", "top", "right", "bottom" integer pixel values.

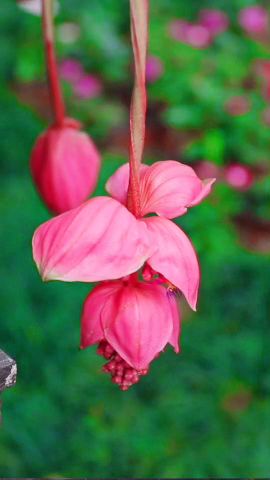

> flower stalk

[
  {"left": 127, "top": 0, "right": 149, "bottom": 217},
  {"left": 41, "top": 0, "right": 65, "bottom": 126}
]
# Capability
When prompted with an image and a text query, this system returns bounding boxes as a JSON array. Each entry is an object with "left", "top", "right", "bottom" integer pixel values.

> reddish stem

[
  {"left": 127, "top": 0, "right": 149, "bottom": 217},
  {"left": 42, "top": 0, "right": 65, "bottom": 126}
]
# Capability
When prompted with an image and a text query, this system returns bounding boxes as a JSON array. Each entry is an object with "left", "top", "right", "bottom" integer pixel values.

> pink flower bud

[
  {"left": 146, "top": 56, "right": 164, "bottom": 83},
  {"left": 239, "top": 6, "right": 268, "bottom": 35},
  {"left": 199, "top": 9, "right": 229, "bottom": 36},
  {"left": 30, "top": 118, "right": 101, "bottom": 214},
  {"left": 224, "top": 164, "right": 254, "bottom": 191}
]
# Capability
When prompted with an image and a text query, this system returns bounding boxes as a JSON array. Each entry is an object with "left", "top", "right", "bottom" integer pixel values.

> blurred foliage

[{"left": 0, "top": 0, "right": 270, "bottom": 477}]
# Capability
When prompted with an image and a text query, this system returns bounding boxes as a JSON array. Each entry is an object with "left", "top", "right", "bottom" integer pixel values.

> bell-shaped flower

[
  {"left": 33, "top": 159, "right": 215, "bottom": 311},
  {"left": 30, "top": 118, "right": 101, "bottom": 214},
  {"left": 80, "top": 277, "right": 180, "bottom": 389}
]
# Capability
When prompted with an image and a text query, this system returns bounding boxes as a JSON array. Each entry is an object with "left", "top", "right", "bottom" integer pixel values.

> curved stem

[
  {"left": 42, "top": 0, "right": 65, "bottom": 126},
  {"left": 127, "top": 0, "right": 149, "bottom": 217}
]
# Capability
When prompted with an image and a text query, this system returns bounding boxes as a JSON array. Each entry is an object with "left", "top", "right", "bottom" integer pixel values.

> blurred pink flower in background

[
  {"left": 262, "top": 107, "right": 270, "bottom": 126},
  {"left": 146, "top": 56, "right": 164, "bottom": 83},
  {"left": 169, "top": 20, "right": 190, "bottom": 42},
  {"left": 59, "top": 59, "right": 84, "bottom": 84},
  {"left": 17, "top": 0, "right": 59, "bottom": 16},
  {"left": 17, "top": 0, "right": 42, "bottom": 15},
  {"left": 225, "top": 96, "right": 250, "bottom": 116},
  {"left": 185, "top": 24, "right": 211, "bottom": 48},
  {"left": 224, "top": 164, "right": 254, "bottom": 191},
  {"left": 169, "top": 20, "right": 211, "bottom": 48},
  {"left": 239, "top": 6, "right": 268, "bottom": 34},
  {"left": 199, "top": 9, "right": 229, "bottom": 36},
  {"left": 73, "top": 74, "right": 103, "bottom": 99},
  {"left": 195, "top": 161, "right": 220, "bottom": 181},
  {"left": 254, "top": 60, "right": 270, "bottom": 100}
]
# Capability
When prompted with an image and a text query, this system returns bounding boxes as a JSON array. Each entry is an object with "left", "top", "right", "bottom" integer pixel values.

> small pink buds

[{"left": 30, "top": 118, "right": 101, "bottom": 214}]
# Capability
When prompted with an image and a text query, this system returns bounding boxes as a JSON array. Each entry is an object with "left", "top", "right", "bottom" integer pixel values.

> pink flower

[
  {"left": 73, "top": 74, "right": 103, "bottom": 99},
  {"left": 199, "top": 9, "right": 229, "bottom": 36},
  {"left": 146, "top": 56, "right": 164, "bottom": 83},
  {"left": 224, "top": 96, "right": 250, "bottom": 116},
  {"left": 33, "top": 160, "right": 215, "bottom": 309},
  {"left": 169, "top": 19, "right": 211, "bottom": 49},
  {"left": 239, "top": 6, "right": 268, "bottom": 34},
  {"left": 169, "top": 20, "right": 190, "bottom": 42},
  {"left": 185, "top": 24, "right": 211, "bottom": 49},
  {"left": 224, "top": 164, "right": 254, "bottom": 191},
  {"left": 80, "top": 276, "right": 180, "bottom": 389},
  {"left": 32, "top": 1, "right": 215, "bottom": 390},
  {"left": 194, "top": 161, "right": 220, "bottom": 180},
  {"left": 59, "top": 59, "right": 84, "bottom": 84},
  {"left": 30, "top": 118, "right": 101, "bottom": 214}
]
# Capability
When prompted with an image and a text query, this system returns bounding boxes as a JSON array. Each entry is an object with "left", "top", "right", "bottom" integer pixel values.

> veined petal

[
  {"left": 105, "top": 163, "right": 149, "bottom": 206},
  {"left": 105, "top": 164, "right": 130, "bottom": 204},
  {"left": 143, "top": 217, "right": 200, "bottom": 310},
  {"left": 101, "top": 282, "right": 173, "bottom": 370},
  {"left": 106, "top": 161, "right": 215, "bottom": 219},
  {"left": 80, "top": 282, "right": 121, "bottom": 348},
  {"left": 32, "top": 196, "right": 153, "bottom": 282},
  {"left": 140, "top": 161, "right": 215, "bottom": 219}
]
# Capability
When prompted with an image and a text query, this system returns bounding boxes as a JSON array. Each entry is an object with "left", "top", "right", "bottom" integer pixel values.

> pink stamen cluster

[{"left": 97, "top": 340, "right": 148, "bottom": 391}]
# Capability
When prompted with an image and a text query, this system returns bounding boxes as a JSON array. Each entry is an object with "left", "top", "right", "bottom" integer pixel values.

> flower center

[{"left": 97, "top": 340, "right": 148, "bottom": 391}]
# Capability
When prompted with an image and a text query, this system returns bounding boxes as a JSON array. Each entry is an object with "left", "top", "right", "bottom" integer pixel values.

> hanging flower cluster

[
  {"left": 29, "top": 0, "right": 101, "bottom": 214},
  {"left": 31, "top": 0, "right": 215, "bottom": 390}
]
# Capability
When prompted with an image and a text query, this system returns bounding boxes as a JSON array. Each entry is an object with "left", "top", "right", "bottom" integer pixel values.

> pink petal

[
  {"left": 33, "top": 196, "right": 153, "bottom": 282},
  {"left": 143, "top": 217, "right": 200, "bottom": 310},
  {"left": 105, "top": 163, "right": 149, "bottom": 206},
  {"left": 188, "top": 178, "right": 216, "bottom": 206},
  {"left": 101, "top": 282, "right": 173, "bottom": 370},
  {"left": 105, "top": 163, "right": 131, "bottom": 204},
  {"left": 80, "top": 282, "right": 121, "bottom": 348},
  {"left": 106, "top": 161, "right": 215, "bottom": 218},
  {"left": 139, "top": 160, "right": 215, "bottom": 219}
]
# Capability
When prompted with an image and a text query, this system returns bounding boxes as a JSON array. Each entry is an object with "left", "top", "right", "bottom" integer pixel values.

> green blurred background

[{"left": 1, "top": 0, "right": 270, "bottom": 477}]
